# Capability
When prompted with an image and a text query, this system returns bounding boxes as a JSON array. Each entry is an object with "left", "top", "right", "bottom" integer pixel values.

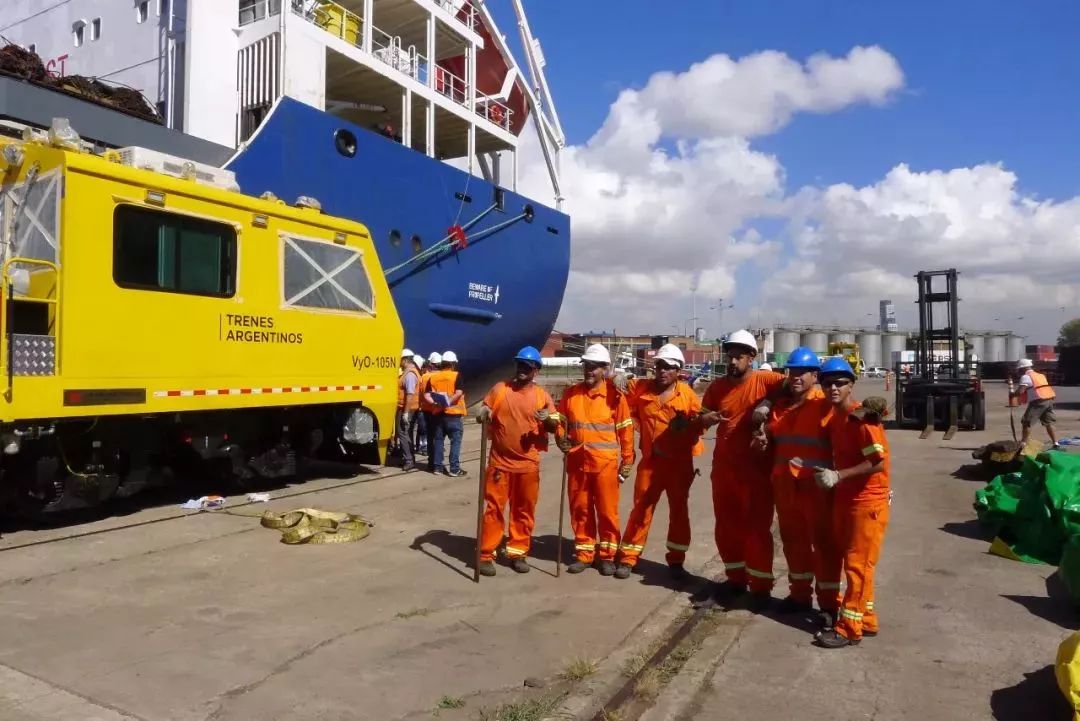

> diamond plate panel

[{"left": 12, "top": 334, "right": 55, "bottom": 376}]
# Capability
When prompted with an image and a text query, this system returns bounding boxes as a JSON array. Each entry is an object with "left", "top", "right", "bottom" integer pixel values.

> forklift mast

[{"left": 915, "top": 269, "right": 961, "bottom": 380}]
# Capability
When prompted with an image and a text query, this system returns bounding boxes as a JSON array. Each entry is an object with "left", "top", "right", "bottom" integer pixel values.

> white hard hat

[
  {"left": 401, "top": 348, "right": 414, "bottom": 358},
  {"left": 412, "top": 354, "right": 424, "bottom": 367},
  {"left": 581, "top": 343, "right": 612, "bottom": 364},
  {"left": 442, "top": 350, "right": 458, "bottom": 363},
  {"left": 759, "top": 362, "right": 772, "bottom": 371},
  {"left": 1017, "top": 358, "right": 1033, "bottom": 369},
  {"left": 655, "top": 343, "right": 685, "bottom": 368},
  {"left": 723, "top": 329, "right": 757, "bottom": 354},
  {"left": 428, "top": 352, "right": 443, "bottom": 365}
]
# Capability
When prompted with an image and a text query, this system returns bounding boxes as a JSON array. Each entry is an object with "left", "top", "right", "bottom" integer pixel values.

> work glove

[
  {"left": 669, "top": 411, "right": 690, "bottom": 433},
  {"left": 618, "top": 464, "right": 633, "bottom": 483},
  {"left": 476, "top": 405, "right": 492, "bottom": 424},
  {"left": 814, "top": 468, "right": 841, "bottom": 490},
  {"left": 751, "top": 401, "right": 772, "bottom": 426},
  {"left": 611, "top": 372, "right": 630, "bottom": 394},
  {"left": 534, "top": 408, "right": 550, "bottom": 423},
  {"left": 750, "top": 428, "right": 769, "bottom": 452},
  {"left": 556, "top": 435, "right": 572, "bottom": 454}
]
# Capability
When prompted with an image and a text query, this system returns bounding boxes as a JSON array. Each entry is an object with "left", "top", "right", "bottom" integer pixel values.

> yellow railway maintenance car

[{"left": 0, "top": 120, "right": 403, "bottom": 517}]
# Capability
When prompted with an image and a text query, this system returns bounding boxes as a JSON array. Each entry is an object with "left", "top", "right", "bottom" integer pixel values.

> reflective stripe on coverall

[
  {"left": 619, "top": 379, "right": 704, "bottom": 567},
  {"left": 702, "top": 369, "right": 785, "bottom": 590},
  {"left": 768, "top": 387, "right": 841, "bottom": 609},
  {"left": 827, "top": 404, "right": 891, "bottom": 640},
  {"left": 557, "top": 379, "right": 635, "bottom": 563}
]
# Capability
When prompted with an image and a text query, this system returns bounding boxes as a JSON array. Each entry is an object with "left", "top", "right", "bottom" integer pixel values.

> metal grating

[{"left": 12, "top": 334, "right": 55, "bottom": 376}]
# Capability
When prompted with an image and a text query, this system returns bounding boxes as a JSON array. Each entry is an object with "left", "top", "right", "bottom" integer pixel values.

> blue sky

[
  {"left": 511, "top": 0, "right": 1080, "bottom": 199},
  {"left": 495, "top": 1, "right": 1080, "bottom": 343}
]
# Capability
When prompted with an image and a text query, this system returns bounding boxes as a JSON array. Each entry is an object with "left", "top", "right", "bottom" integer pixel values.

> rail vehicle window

[
  {"left": 113, "top": 206, "right": 236, "bottom": 297},
  {"left": 282, "top": 235, "right": 374, "bottom": 314}
]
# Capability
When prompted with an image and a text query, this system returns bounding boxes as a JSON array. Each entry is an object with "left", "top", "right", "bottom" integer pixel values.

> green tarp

[{"left": 975, "top": 451, "right": 1080, "bottom": 601}]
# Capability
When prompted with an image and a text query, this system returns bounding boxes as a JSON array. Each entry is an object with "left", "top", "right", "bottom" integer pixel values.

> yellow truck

[
  {"left": 827, "top": 342, "right": 863, "bottom": 378},
  {"left": 0, "top": 120, "right": 402, "bottom": 516}
]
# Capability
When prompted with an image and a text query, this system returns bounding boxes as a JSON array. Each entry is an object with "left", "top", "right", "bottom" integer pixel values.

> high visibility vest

[
  {"left": 397, "top": 367, "right": 420, "bottom": 411},
  {"left": 1024, "top": 369, "right": 1056, "bottom": 403},
  {"left": 428, "top": 369, "right": 466, "bottom": 415},
  {"left": 418, "top": 372, "right": 437, "bottom": 413},
  {"left": 770, "top": 390, "right": 832, "bottom": 479},
  {"left": 559, "top": 380, "right": 633, "bottom": 466}
]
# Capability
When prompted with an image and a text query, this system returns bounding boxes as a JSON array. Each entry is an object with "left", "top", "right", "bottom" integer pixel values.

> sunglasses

[
  {"left": 582, "top": 361, "right": 604, "bottom": 371},
  {"left": 821, "top": 378, "right": 853, "bottom": 388},
  {"left": 654, "top": 361, "right": 680, "bottom": 371}
]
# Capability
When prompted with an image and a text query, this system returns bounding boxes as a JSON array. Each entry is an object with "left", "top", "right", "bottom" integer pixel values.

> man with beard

[
  {"left": 615, "top": 344, "right": 705, "bottom": 581},
  {"left": 699, "top": 330, "right": 785, "bottom": 605},
  {"left": 474, "top": 346, "right": 559, "bottom": 576},
  {"left": 813, "top": 358, "right": 891, "bottom": 649},
  {"left": 762, "top": 347, "right": 841, "bottom": 626},
  {"left": 555, "top": 344, "right": 635, "bottom": 576}
]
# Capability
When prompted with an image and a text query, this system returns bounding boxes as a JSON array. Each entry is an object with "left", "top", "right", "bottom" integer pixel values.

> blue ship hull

[{"left": 227, "top": 98, "right": 570, "bottom": 399}]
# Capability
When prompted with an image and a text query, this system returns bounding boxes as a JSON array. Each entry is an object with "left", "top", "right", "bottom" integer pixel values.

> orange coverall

[
  {"left": 479, "top": 381, "right": 557, "bottom": 562},
  {"left": 702, "top": 370, "right": 785, "bottom": 591},
  {"left": 557, "top": 379, "right": 635, "bottom": 563},
  {"left": 827, "top": 403, "right": 890, "bottom": 640},
  {"left": 768, "top": 388, "right": 841, "bottom": 609},
  {"left": 619, "top": 380, "right": 704, "bottom": 567}
]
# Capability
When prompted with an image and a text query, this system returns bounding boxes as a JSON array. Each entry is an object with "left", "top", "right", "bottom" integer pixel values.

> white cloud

[
  {"left": 518, "top": 45, "right": 905, "bottom": 334},
  {"left": 766, "top": 164, "right": 1080, "bottom": 339}
]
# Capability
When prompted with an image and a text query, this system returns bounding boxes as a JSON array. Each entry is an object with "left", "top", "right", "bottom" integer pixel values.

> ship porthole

[
  {"left": 334, "top": 129, "right": 358, "bottom": 158},
  {"left": 389, "top": 229, "right": 402, "bottom": 247},
  {"left": 411, "top": 234, "right": 422, "bottom": 255},
  {"left": 523, "top": 204, "right": 535, "bottom": 223}
]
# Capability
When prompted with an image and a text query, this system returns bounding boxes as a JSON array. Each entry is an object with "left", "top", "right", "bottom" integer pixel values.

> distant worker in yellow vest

[
  {"left": 397, "top": 349, "right": 421, "bottom": 471},
  {"left": 1011, "top": 358, "right": 1060, "bottom": 448}
]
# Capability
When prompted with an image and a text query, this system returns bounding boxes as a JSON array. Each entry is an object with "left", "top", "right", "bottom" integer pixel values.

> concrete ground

[{"left": 0, "top": 380, "right": 1076, "bottom": 720}]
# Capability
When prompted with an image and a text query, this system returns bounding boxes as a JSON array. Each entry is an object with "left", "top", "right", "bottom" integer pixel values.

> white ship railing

[
  {"left": 239, "top": 0, "right": 283, "bottom": 26},
  {"left": 436, "top": 0, "right": 478, "bottom": 31},
  {"left": 476, "top": 94, "right": 513, "bottom": 131}
]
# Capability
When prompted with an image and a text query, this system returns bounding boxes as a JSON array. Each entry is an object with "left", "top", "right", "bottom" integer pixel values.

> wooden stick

[
  {"left": 556, "top": 453, "right": 567, "bottom": 577},
  {"left": 474, "top": 420, "right": 488, "bottom": 583}
]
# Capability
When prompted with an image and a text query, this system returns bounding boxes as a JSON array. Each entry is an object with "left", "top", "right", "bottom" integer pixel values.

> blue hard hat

[
  {"left": 786, "top": 346, "right": 820, "bottom": 370},
  {"left": 819, "top": 357, "right": 855, "bottom": 379},
  {"left": 515, "top": 346, "right": 542, "bottom": 365}
]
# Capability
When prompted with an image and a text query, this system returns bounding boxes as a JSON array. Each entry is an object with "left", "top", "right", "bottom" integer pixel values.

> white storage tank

[
  {"left": 774, "top": 330, "right": 801, "bottom": 355},
  {"left": 829, "top": 331, "right": 856, "bottom": 346},
  {"left": 801, "top": 331, "right": 828, "bottom": 355},
  {"left": 985, "top": 334, "right": 1006, "bottom": 363},
  {"left": 856, "top": 332, "right": 882, "bottom": 369},
  {"left": 1006, "top": 334, "right": 1025, "bottom": 362},
  {"left": 882, "top": 333, "right": 907, "bottom": 366},
  {"left": 965, "top": 333, "right": 985, "bottom": 362}
]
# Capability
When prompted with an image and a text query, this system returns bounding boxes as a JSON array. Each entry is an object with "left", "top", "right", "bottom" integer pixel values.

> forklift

[{"left": 894, "top": 269, "right": 986, "bottom": 440}]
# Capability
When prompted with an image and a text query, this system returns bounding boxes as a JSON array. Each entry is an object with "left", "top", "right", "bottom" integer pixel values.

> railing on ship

[
  {"left": 285, "top": 0, "right": 512, "bottom": 131},
  {"left": 239, "top": 0, "right": 283, "bottom": 26}
]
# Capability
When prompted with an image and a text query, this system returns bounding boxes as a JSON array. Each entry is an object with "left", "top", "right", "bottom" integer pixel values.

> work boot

[
  {"left": 861, "top": 629, "right": 878, "bottom": 638},
  {"left": 614, "top": 563, "right": 632, "bottom": 580},
  {"left": 747, "top": 593, "right": 772, "bottom": 614},
  {"left": 566, "top": 560, "right": 588, "bottom": 574},
  {"left": 713, "top": 580, "right": 748, "bottom": 604},
  {"left": 818, "top": 609, "right": 837, "bottom": 631},
  {"left": 814, "top": 629, "right": 858, "bottom": 649},
  {"left": 669, "top": 563, "right": 689, "bottom": 583},
  {"left": 511, "top": 558, "right": 530, "bottom": 574},
  {"left": 775, "top": 596, "right": 813, "bottom": 615},
  {"left": 599, "top": 560, "right": 616, "bottom": 577},
  {"left": 478, "top": 560, "right": 496, "bottom": 577},
  {"left": 401, "top": 462, "right": 416, "bottom": 472}
]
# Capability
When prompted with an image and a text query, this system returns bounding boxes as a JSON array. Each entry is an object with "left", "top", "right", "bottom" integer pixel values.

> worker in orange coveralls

[
  {"left": 555, "top": 343, "right": 635, "bottom": 576},
  {"left": 699, "top": 329, "right": 785, "bottom": 607},
  {"left": 613, "top": 343, "right": 704, "bottom": 582},
  {"left": 474, "top": 346, "right": 559, "bottom": 577},
  {"left": 762, "top": 346, "right": 841, "bottom": 626},
  {"left": 813, "top": 357, "right": 891, "bottom": 649}
]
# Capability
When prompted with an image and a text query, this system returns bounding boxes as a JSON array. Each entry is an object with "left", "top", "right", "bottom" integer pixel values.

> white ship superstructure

[{"left": 0, "top": 0, "right": 563, "bottom": 204}]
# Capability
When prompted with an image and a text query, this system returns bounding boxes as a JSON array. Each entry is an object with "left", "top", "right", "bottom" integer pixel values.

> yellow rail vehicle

[{"left": 0, "top": 123, "right": 402, "bottom": 516}]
